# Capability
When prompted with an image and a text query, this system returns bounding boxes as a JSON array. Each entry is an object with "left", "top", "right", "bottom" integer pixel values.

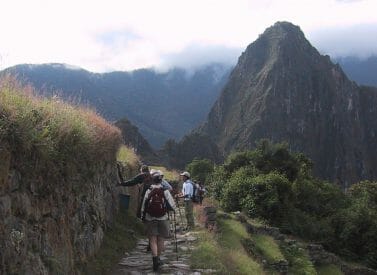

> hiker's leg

[
  {"left": 149, "top": 235, "right": 158, "bottom": 256},
  {"left": 157, "top": 236, "right": 164, "bottom": 256},
  {"left": 185, "top": 200, "right": 194, "bottom": 228},
  {"left": 188, "top": 200, "right": 194, "bottom": 227},
  {"left": 184, "top": 200, "right": 190, "bottom": 227}
]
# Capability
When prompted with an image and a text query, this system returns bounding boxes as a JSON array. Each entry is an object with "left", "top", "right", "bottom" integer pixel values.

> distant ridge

[{"left": 1, "top": 63, "right": 231, "bottom": 148}]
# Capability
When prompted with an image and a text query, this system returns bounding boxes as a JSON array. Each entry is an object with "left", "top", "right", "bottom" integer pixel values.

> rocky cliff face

[
  {"left": 0, "top": 148, "right": 121, "bottom": 274},
  {"left": 195, "top": 22, "right": 377, "bottom": 186}
]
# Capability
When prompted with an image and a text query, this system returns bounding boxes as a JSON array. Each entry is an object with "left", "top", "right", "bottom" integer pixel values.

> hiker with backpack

[
  {"left": 117, "top": 164, "right": 154, "bottom": 219},
  {"left": 159, "top": 170, "right": 173, "bottom": 191},
  {"left": 198, "top": 181, "right": 206, "bottom": 205},
  {"left": 149, "top": 169, "right": 173, "bottom": 191},
  {"left": 177, "top": 171, "right": 195, "bottom": 230},
  {"left": 141, "top": 170, "right": 176, "bottom": 272}
]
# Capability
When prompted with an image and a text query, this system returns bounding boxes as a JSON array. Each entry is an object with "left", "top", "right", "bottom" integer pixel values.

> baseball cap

[{"left": 180, "top": 171, "right": 190, "bottom": 178}]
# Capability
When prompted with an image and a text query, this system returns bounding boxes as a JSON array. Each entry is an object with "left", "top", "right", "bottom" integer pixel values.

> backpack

[
  {"left": 198, "top": 186, "right": 205, "bottom": 196},
  {"left": 144, "top": 188, "right": 168, "bottom": 218},
  {"left": 192, "top": 182, "right": 198, "bottom": 203}
]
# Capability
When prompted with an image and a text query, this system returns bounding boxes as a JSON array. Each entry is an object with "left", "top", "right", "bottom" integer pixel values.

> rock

[{"left": 0, "top": 195, "right": 11, "bottom": 218}]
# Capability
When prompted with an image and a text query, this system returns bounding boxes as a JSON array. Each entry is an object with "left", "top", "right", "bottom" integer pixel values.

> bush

[
  {"left": 222, "top": 170, "right": 292, "bottom": 225},
  {"left": 186, "top": 158, "right": 214, "bottom": 183},
  {"left": 336, "top": 181, "right": 377, "bottom": 267},
  {"left": 207, "top": 165, "right": 228, "bottom": 200},
  {"left": 241, "top": 172, "right": 293, "bottom": 224},
  {"left": 221, "top": 166, "right": 258, "bottom": 211}
]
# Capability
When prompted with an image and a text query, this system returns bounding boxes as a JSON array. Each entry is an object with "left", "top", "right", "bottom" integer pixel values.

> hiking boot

[
  {"left": 152, "top": 256, "right": 159, "bottom": 271},
  {"left": 158, "top": 256, "right": 164, "bottom": 266}
]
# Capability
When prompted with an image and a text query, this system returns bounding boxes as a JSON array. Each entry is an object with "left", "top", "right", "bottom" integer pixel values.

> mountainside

[
  {"left": 115, "top": 118, "right": 157, "bottom": 163},
  {"left": 183, "top": 22, "right": 377, "bottom": 187},
  {"left": 1, "top": 63, "right": 230, "bottom": 148}
]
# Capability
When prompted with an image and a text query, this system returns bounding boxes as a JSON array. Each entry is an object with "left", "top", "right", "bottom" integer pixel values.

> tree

[{"left": 186, "top": 158, "right": 214, "bottom": 183}]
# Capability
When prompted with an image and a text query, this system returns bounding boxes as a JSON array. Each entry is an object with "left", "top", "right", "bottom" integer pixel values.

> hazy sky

[{"left": 0, "top": 0, "right": 376, "bottom": 72}]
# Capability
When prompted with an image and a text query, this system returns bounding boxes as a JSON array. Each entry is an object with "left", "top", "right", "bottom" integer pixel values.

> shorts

[{"left": 145, "top": 219, "right": 170, "bottom": 238}]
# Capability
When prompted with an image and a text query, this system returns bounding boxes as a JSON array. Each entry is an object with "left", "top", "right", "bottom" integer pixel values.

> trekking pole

[
  {"left": 175, "top": 197, "right": 183, "bottom": 221},
  {"left": 173, "top": 210, "right": 178, "bottom": 260}
]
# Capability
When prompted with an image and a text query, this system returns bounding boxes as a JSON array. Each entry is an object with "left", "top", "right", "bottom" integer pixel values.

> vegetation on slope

[
  {"left": 191, "top": 210, "right": 264, "bottom": 274},
  {"left": 189, "top": 140, "right": 377, "bottom": 269},
  {"left": 0, "top": 76, "right": 122, "bottom": 176}
]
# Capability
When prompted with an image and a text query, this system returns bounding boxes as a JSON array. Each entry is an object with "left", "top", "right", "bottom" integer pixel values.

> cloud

[
  {"left": 96, "top": 30, "right": 142, "bottom": 47},
  {"left": 308, "top": 23, "right": 377, "bottom": 59},
  {"left": 1, "top": 0, "right": 377, "bottom": 72},
  {"left": 336, "top": 0, "right": 365, "bottom": 2},
  {"left": 158, "top": 44, "right": 242, "bottom": 71}
]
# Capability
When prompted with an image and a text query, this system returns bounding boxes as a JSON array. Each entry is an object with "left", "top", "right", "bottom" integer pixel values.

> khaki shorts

[{"left": 145, "top": 219, "right": 170, "bottom": 238}]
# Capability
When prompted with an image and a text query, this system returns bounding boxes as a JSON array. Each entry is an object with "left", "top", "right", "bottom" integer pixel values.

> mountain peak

[
  {"left": 264, "top": 21, "right": 304, "bottom": 38},
  {"left": 187, "top": 22, "right": 377, "bottom": 186}
]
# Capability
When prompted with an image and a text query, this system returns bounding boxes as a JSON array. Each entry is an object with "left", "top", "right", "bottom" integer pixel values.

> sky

[{"left": 0, "top": 0, "right": 376, "bottom": 72}]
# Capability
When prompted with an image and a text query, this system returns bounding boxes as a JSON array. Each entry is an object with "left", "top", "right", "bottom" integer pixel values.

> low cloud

[
  {"left": 308, "top": 24, "right": 377, "bottom": 59},
  {"left": 158, "top": 44, "right": 241, "bottom": 71}
]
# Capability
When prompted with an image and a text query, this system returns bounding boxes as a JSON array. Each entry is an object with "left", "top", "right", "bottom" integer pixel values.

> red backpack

[{"left": 145, "top": 188, "right": 168, "bottom": 218}]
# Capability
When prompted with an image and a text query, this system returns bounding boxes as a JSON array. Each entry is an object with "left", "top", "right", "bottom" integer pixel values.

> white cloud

[{"left": 0, "top": 0, "right": 376, "bottom": 72}]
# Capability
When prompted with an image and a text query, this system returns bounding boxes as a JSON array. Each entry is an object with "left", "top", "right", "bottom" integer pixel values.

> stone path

[{"left": 112, "top": 203, "right": 216, "bottom": 275}]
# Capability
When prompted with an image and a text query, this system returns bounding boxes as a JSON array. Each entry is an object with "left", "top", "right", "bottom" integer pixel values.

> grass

[
  {"left": 218, "top": 218, "right": 250, "bottom": 249},
  {"left": 0, "top": 77, "right": 122, "bottom": 169},
  {"left": 280, "top": 242, "right": 316, "bottom": 275},
  {"left": 80, "top": 210, "right": 144, "bottom": 274},
  {"left": 117, "top": 145, "right": 139, "bottom": 167},
  {"left": 316, "top": 264, "right": 343, "bottom": 275},
  {"left": 252, "top": 235, "right": 285, "bottom": 263},
  {"left": 190, "top": 231, "right": 227, "bottom": 272},
  {"left": 191, "top": 215, "right": 264, "bottom": 274}
]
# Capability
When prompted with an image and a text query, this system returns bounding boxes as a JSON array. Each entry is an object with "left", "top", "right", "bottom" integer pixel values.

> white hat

[
  {"left": 180, "top": 171, "right": 190, "bottom": 178},
  {"left": 157, "top": 169, "right": 164, "bottom": 176},
  {"left": 151, "top": 170, "right": 161, "bottom": 178},
  {"left": 150, "top": 169, "right": 157, "bottom": 175}
]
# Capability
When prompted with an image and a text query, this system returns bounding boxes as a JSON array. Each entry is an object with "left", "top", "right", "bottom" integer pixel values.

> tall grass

[
  {"left": 0, "top": 76, "right": 122, "bottom": 171},
  {"left": 191, "top": 215, "right": 264, "bottom": 274}
]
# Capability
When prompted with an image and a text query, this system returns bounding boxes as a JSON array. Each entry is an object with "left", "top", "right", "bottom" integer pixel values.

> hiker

[
  {"left": 117, "top": 164, "right": 154, "bottom": 218},
  {"left": 177, "top": 171, "right": 195, "bottom": 230},
  {"left": 158, "top": 170, "right": 173, "bottom": 191},
  {"left": 141, "top": 171, "right": 176, "bottom": 272},
  {"left": 198, "top": 181, "right": 206, "bottom": 205}
]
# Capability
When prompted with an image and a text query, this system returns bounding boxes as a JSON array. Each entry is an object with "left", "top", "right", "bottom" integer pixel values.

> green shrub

[
  {"left": 220, "top": 166, "right": 258, "bottom": 211},
  {"left": 336, "top": 181, "right": 377, "bottom": 267},
  {"left": 186, "top": 158, "right": 214, "bottom": 183},
  {"left": 207, "top": 165, "right": 228, "bottom": 200},
  {"left": 241, "top": 172, "right": 293, "bottom": 224}
]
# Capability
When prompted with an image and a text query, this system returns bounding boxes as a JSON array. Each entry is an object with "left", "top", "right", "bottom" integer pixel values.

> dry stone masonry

[{"left": 0, "top": 151, "right": 123, "bottom": 274}]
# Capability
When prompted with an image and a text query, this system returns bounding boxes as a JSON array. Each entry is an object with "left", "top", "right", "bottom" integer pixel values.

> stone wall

[
  {"left": 0, "top": 148, "right": 123, "bottom": 274},
  {"left": 202, "top": 206, "right": 217, "bottom": 231}
]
